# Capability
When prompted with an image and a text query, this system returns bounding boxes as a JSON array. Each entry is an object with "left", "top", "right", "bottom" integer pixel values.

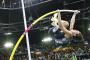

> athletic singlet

[
  {"left": 48, "top": 27, "right": 69, "bottom": 45},
  {"left": 48, "top": 27, "right": 83, "bottom": 46}
]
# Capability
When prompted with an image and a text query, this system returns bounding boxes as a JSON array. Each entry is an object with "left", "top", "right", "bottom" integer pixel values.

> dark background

[{"left": 0, "top": 0, "right": 90, "bottom": 59}]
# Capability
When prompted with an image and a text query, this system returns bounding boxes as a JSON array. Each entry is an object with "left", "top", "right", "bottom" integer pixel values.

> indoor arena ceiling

[{"left": 0, "top": 0, "right": 90, "bottom": 54}]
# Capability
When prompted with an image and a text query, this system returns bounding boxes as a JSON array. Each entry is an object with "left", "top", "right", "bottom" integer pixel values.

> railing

[{"left": 0, "top": 0, "right": 51, "bottom": 10}]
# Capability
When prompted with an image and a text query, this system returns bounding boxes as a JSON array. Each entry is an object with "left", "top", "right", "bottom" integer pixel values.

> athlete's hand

[{"left": 74, "top": 10, "right": 80, "bottom": 14}]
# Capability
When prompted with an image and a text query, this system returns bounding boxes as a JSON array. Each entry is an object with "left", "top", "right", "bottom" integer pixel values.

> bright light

[
  {"left": 84, "top": 41, "right": 88, "bottom": 45},
  {"left": 42, "top": 37, "right": 52, "bottom": 43},
  {"left": 4, "top": 32, "right": 12, "bottom": 35},
  {"left": 4, "top": 42, "right": 13, "bottom": 48},
  {"left": 88, "top": 28, "right": 90, "bottom": 31}
]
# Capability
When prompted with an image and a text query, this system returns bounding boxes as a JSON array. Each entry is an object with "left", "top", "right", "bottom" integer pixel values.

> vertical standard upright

[{"left": 21, "top": 0, "right": 31, "bottom": 60}]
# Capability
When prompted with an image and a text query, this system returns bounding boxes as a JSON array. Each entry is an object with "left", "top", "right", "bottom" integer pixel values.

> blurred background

[{"left": 0, "top": 0, "right": 90, "bottom": 60}]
